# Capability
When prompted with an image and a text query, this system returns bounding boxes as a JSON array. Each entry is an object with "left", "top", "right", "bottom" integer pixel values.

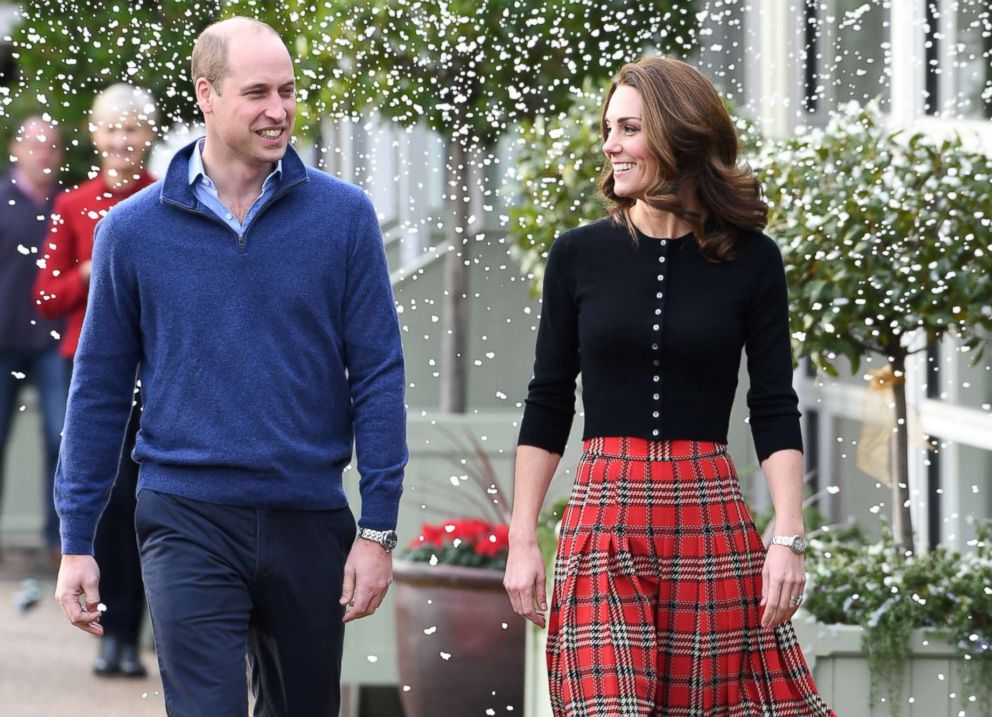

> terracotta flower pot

[{"left": 393, "top": 560, "right": 525, "bottom": 716}]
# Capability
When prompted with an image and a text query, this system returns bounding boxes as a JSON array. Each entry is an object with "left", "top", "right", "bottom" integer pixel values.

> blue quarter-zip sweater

[{"left": 56, "top": 141, "right": 407, "bottom": 555}]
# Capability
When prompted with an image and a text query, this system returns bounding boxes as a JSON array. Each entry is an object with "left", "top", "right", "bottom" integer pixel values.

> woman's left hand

[{"left": 760, "top": 545, "right": 806, "bottom": 629}]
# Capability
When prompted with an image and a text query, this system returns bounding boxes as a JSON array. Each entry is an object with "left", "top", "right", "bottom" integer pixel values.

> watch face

[
  {"left": 384, "top": 531, "right": 399, "bottom": 551},
  {"left": 792, "top": 536, "right": 808, "bottom": 554}
]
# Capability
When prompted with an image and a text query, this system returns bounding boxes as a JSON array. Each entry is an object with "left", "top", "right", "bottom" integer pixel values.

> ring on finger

[{"left": 790, "top": 594, "right": 804, "bottom": 607}]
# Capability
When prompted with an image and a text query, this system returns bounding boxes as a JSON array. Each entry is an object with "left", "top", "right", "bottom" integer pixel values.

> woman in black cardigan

[{"left": 504, "top": 57, "right": 836, "bottom": 716}]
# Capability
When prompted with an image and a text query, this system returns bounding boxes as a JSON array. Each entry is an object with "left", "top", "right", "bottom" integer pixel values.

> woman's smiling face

[{"left": 602, "top": 84, "right": 657, "bottom": 199}]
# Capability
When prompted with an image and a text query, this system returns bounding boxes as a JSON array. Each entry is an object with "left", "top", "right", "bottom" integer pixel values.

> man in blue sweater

[{"left": 54, "top": 17, "right": 407, "bottom": 715}]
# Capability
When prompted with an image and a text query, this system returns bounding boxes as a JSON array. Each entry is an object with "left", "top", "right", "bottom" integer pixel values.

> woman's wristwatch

[
  {"left": 771, "top": 534, "right": 808, "bottom": 555},
  {"left": 358, "top": 527, "right": 399, "bottom": 552}
]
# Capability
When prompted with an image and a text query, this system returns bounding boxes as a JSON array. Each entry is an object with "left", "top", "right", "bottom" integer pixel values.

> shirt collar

[{"left": 188, "top": 138, "right": 282, "bottom": 191}]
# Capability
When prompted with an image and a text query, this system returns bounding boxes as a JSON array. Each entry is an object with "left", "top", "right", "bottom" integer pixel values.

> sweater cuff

[
  {"left": 517, "top": 406, "right": 573, "bottom": 456},
  {"left": 751, "top": 415, "right": 804, "bottom": 464},
  {"left": 59, "top": 517, "right": 98, "bottom": 556},
  {"left": 358, "top": 488, "right": 402, "bottom": 532}
]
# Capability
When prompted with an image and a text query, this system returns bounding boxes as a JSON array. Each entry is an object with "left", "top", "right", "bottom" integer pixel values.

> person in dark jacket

[
  {"left": 504, "top": 57, "right": 836, "bottom": 716},
  {"left": 0, "top": 117, "right": 64, "bottom": 564}
]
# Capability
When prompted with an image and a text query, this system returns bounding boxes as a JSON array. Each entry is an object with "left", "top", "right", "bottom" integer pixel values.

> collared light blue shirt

[{"left": 187, "top": 139, "right": 282, "bottom": 236}]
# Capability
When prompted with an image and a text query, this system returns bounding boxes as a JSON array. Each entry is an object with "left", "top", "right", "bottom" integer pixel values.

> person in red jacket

[
  {"left": 34, "top": 85, "right": 156, "bottom": 358},
  {"left": 34, "top": 83, "right": 156, "bottom": 679}
]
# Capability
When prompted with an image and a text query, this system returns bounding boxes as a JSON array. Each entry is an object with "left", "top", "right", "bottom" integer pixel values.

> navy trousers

[{"left": 135, "top": 489, "right": 356, "bottom": 717}]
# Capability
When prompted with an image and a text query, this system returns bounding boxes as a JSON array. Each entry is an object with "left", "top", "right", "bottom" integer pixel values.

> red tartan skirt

[{"left": 547, "top": 437, "right": 836, "bottom": 717}]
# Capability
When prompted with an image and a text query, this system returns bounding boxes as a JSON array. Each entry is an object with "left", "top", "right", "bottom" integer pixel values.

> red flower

[
  {"left": 411, "top": 522, "right": 447, "bottom": 548},
  {"left": 490, "top": 523, "right": 509, "bottom": 550},
  {"left": 444, "top": 519, "right": 489, "bottom": 545},
  {"left": 406, "top": 519, "right": 510, "bottom": 567},
  {"left": 474, "top": 523, "right": 510, "bottom": 558}
]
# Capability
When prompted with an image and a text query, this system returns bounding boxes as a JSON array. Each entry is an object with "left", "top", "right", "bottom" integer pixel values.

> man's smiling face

[{"left": 200, "top": 30, "right": 296, "bottom": 168}]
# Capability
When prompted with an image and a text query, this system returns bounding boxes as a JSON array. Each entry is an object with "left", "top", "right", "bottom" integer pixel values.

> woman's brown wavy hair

[{"left": 598, "top": 57, "right": 767, "bottom": 262}]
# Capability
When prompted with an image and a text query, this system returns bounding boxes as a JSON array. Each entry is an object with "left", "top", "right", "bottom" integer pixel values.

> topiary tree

[
  {"left": 317, "top": 0, "right": 698, "bottom": 412},
  {"left": 756, "top": 102, "right": 992, "bottom": 551}
]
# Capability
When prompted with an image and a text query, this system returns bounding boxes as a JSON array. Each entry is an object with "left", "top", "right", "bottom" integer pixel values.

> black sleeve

[
  {"left": 518, "top": 234, "right": 580, "bottom": 455},
  {"left": 744, "top": 237, "right": 803, "bottom": 463}
]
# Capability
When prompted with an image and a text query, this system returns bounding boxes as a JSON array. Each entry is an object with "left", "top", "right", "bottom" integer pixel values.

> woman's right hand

[{"left": 503, "top": 540, "right": 548, "bottom": 628}]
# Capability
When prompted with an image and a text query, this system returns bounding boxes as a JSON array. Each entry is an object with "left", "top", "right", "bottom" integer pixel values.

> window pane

[
  {"left": 831, "top": 416, "right": 891, "bottom": 541},
  {"left": 952, "top": 328, "right": 992, "bottom": 412},
  {"left": 939, "top": 332, "right": 992, "bottom": 412},
  {"left": 948, "top": 0, "right": 992, "bottom": 119},
  {"left": 952, "top": 444, "right": 992, "bottom": 545},
  {"left": 695, "top": 0, "right": 749, "bottom": 103},
  {"left": 825, "top": 0, "right": 892, "bottom": 110}
]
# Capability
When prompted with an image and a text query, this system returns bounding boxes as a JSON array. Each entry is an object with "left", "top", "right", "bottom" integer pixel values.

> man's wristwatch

[
  {"left": 771, "top": 534, "right": 808, "bottom": 555},
  {"left": 358, "top": 527, "right": 398, "bottom": 552}
]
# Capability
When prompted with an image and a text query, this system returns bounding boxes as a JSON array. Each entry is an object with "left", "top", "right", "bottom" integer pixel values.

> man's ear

[{"left": 194, "top": 78, "right": 214, "bottom": 115}]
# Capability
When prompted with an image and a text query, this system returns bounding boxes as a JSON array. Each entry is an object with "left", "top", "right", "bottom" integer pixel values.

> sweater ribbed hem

[{"left": 137, "top": 463, "right": 352, "bottom": 513}]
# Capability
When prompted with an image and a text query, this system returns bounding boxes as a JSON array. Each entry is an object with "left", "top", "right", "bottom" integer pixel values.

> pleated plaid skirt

[{"left": 547, "top": 437, "right": 836, "bottom": 717}]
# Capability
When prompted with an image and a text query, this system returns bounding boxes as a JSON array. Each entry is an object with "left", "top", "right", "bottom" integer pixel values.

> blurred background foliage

[{"left": 2, "top": 0, "right": 699, "bottom": 182}]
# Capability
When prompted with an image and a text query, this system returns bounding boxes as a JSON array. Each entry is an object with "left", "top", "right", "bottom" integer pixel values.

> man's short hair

[
  {"left": 191, "top": 17, "right": 281, "bottom": 94},
  {"left": 91, "top": 83, "right": 159, "bottom": 128},
  {"left": 9, "top": 114, "right": 61, "bottom": 152},
  {"left": 15, "top": 114, "right": 57, "bottom": 139}
]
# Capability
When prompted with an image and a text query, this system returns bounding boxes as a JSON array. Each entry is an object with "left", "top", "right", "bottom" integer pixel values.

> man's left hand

[{"left": 340, "top": 537, "right": 393, "bottom": 623}]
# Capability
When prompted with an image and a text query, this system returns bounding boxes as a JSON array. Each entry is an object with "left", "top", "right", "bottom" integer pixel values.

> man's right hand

[
  {"left": 55, "top": 554, "right": 104, "bottom": 636},
  {"left": 503, "top": 541, "right": 548, "bottom": 628}
]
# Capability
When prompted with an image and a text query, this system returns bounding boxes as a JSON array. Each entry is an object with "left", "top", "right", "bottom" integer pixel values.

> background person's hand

[
  {"left": 340, "top": 538, "right": 393, "bottom": 623},
  {"left": 760, "top": 546, "right": 806, "bottom": 629},
  {"left": 504, "top": 541, "right": 547, "bottom": 628},
  {"left": 55, "top": 554, "right": 104, "bottom": 636},
  {"left": 78, "top": 260, "right": 92, "bottom": 285}
]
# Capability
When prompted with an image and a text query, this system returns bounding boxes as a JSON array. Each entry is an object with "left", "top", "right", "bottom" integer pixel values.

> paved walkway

[{"left": 0, "top": 547, "right": 165, "bottom": 717}]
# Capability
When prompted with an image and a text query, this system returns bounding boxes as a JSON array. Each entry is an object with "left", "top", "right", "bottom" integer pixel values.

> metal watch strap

[{"left": 358, "top": 527, "right": 397, "bottom": 552}]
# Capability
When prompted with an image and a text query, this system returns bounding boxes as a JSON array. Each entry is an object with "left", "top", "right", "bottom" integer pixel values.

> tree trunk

[
  {"left": 890, "top": 352, "right": 915, "bottom": 552},
  {"left": 439, "top": 138, "right": 470, "bottom": 413},
  {"left": 312, "top": 116, "right": 326, "bottom": 170}
]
